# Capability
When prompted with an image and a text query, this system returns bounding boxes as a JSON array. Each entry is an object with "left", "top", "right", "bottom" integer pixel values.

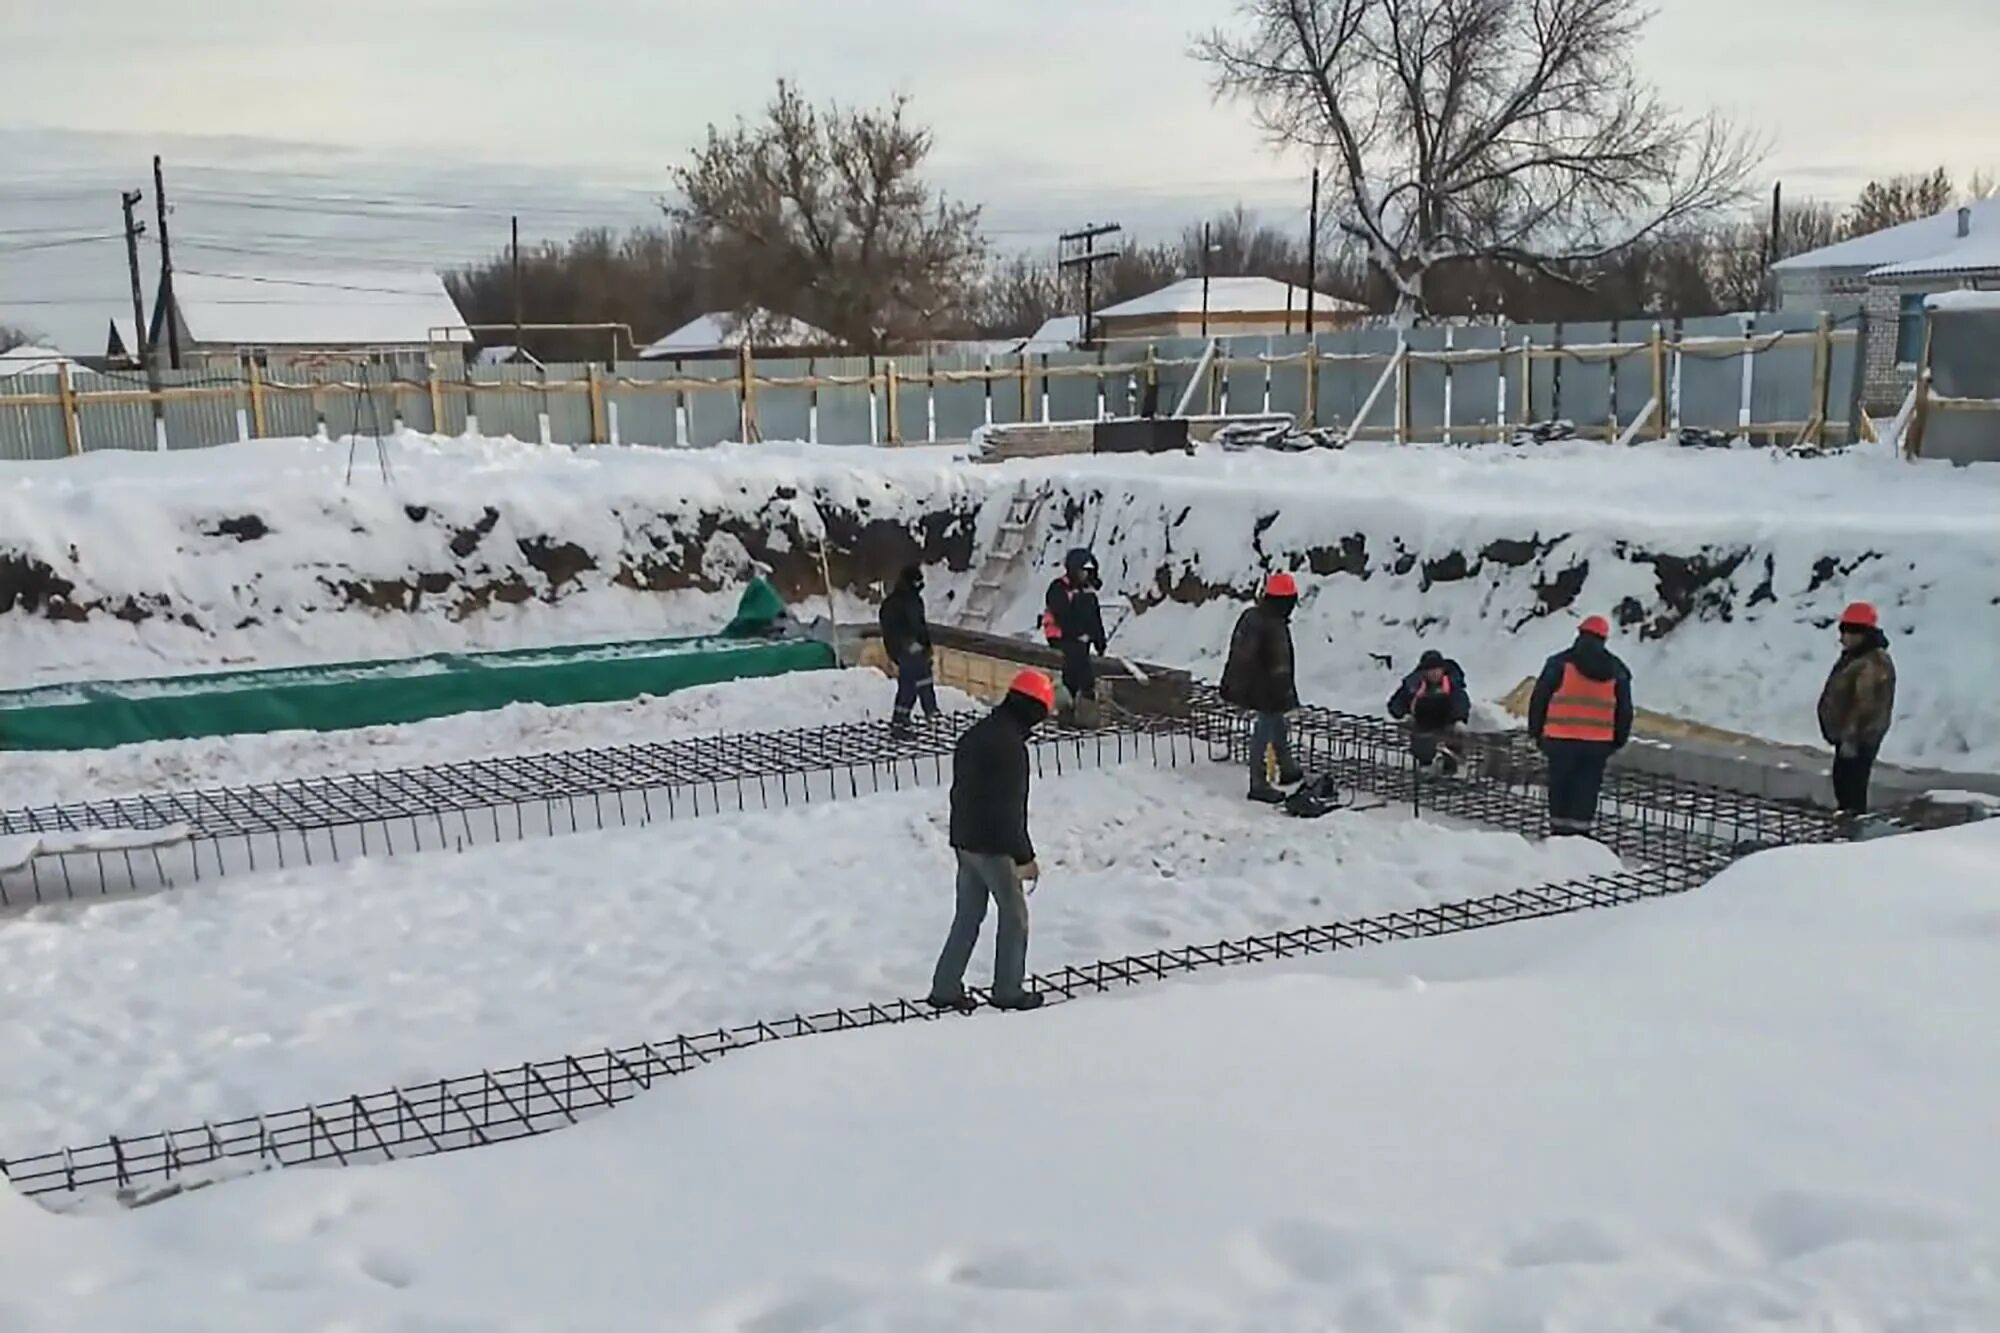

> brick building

[{"left": 1772, "top": 200, "right": 2000, "bottom": 410}]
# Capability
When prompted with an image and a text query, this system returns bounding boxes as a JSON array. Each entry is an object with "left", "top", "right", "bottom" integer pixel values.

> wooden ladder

[{"left": 959, "top": 484, "right": 1045, "bottom": 633}]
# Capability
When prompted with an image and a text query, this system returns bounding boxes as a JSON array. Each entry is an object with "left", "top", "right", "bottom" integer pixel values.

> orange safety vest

[
  {"left": 1042, "top": 578, "right": 1070, "bottom": 643},
  {"left": 1543, "top": 663, "right": 1617, "bottom": 743}
]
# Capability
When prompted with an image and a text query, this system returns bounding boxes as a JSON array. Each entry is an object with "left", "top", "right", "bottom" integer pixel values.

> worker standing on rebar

[
  {"left": 1527, "top": 615, "right": 1633, "bottom": 837},
  {"left": 1221, "top": 572, "right": 1304, "bottom": 803},
  {"left": 879, "top": 563, "right": 939, "bottom": 740},
  {"left": 928, "top": 669, "right": 1055, "bottom": 1014},
  {"left": 1041, "top": 548, "right": 1106, "bottom": 728},
  {"left": 1817, "top": 600, "right": 1896, "bottom": 823}
]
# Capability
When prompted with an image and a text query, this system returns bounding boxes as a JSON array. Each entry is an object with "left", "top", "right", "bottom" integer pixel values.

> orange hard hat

[
  {"left": 1264, "top": 572, "right": 1299, "bottom": 598},
  {"left": 1839, "top": 601, "right": 1879, "bottom": 629},
  {"left": 1578, "top": 615, "right": 1611, "bottom": 639},
  {"left": 1008, "top": 669, "right": 1056, "bottom": 710}
]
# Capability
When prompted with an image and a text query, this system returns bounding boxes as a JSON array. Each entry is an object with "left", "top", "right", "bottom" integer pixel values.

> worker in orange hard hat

[
  {"left": 1527, "top": 614, "right": 1633, "bottom": 837},
  {"left": 1817, "top": 600, "right": 1896, "bottom": 821},
  {"left": 930, "top": 669, "right": 1055, "bottom": 1013},
  {"left": 1220, "top": 571, "right": 1303, "bottom": 803}
]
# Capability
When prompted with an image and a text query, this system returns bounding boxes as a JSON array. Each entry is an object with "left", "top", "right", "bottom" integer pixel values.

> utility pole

[
  {"left": 153, "top": 156, "right": 181, "bottom": 370},
  {"left": 1304, "top": 165, "right": 1321, "bottom": 334},
  {"left": 1058, "top": 223, "right": 1121, "bottom": 348},
  {"left": 1200, "top": 221, "right": 1212, "bottom": 338},
  {"left": 511, "top": 215, "right": 523, "bottom": 356},
  {"left": 1765, "top": 181, "right": 1784, "bottom": 312},
  {"left": 120, "top": 189, "right": 165, "bottom": 432}
]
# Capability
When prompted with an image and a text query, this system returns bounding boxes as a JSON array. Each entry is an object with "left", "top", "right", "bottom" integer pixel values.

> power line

[
  {"left": 175, "top": 268, "right": 446, "bottom": 296},
  {"left": 0, "top": 232, "right": 127, "bottom": 254}
]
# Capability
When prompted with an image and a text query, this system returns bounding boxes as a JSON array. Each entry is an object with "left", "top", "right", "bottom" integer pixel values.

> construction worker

[
  {"left": 1817, "top": 600, "right": 1896, "bottom": 820},
  {"left": 1042, "top": 548, "right": 1107, "bottom": 727},
  {"left": 1527, "top": 615, "right": 1633, "bottom": 837},
  {"left": 928, "top": 669, "right": 1055, "bottom": 1013},
  {"left": 1388, "top": 648, "right": 1470, "bottom": 774},
  {"left": 1221, "top": 572, "right": 1303, "bottom": 803},
  {"left": 878, "top": 563, "right": 939, "bottom": 740}
]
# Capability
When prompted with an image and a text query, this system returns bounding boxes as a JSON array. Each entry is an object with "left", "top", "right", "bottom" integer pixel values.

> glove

[{"left": 1015, "top": 858, "right": 1041, "bottom": 885}]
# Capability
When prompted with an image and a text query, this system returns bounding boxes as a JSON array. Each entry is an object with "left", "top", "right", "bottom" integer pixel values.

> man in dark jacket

[
  {"left": 1527, "top": 616, "right": 1633, "bottom": 836},
  {"left": 1817, "top": 600, "right": 1896, "bottom": 817},
  {"left": 1042, "top": 548, "right": 1107, "bottom": 726},
  {"left": 1220, "top": 572, "right": 1303, "bottom": 803},
  {"left": 1388, "top": 649, "right": 1471, "bottom": 774},
  {"left": 930, "top": 669, "right": 1055, "bottom": 1013},
  {"left": 879, "top": 564, "right": 939, "bottom": 740}
]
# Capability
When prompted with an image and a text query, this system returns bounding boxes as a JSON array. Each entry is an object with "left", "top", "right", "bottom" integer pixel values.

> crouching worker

[
  {"left": 879, "top": 563, "right": 939, "bottom": 740},
  {"left": 1388, "top": 649, "right": 1470, "bottom": 774},
  {"left": 1527, "top": 615, "right": 1633, "bottom": 837},
  {"left": 1221, "top": 572, "right": 1302, "bottom": 804},
  {"left": 928, "top": 670, "right": 1055, "bottom": 1013}
]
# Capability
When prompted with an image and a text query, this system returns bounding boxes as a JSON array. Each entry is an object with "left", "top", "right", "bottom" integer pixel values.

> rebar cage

[{"left": 1, "top": 692, "right": 1850, "bottom": 1203}]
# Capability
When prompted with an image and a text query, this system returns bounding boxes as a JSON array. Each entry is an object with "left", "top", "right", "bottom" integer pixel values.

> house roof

[
  {"left": 1020, "top": 315, "right": 1080, "bottom": 351},
  {"left": 1871, "top": 225, "right": 2000, "bottom": 278},
  {"left": 1096, "top": 275, "right": 1365, "bottom": 320},
  {"left": 169, "top": 270, "right": 471, "bottom": 347},
  {"left": 637, "top": 309, "right": 836, "bottom": 359},
  {"left": 1924, "top": 289, "right": 2000, "bottom": 314},
  {"left": 0, "top": 345, "right": 81, "bottom": 379},
  {"left": 1771, "top": 200, "right": 2000, "bottom": 275}
]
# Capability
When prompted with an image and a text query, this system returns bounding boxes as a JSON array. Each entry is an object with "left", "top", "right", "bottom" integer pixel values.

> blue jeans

[
  {"left": 930, "top": 851, "right": 1031, "bottom": 1002},
  {"left": 1249, "top": 711, "right": 1297, "bottom": 791}
]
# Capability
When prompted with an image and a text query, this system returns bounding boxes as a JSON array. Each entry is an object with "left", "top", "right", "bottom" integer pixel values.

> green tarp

[{"left": 0, "top": 632, "right": 835, "bottom": 752}]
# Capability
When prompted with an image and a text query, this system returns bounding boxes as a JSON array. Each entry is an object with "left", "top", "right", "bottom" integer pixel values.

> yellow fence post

[
  {"left": 1518, "top": 335, "right": 1533, "bottom": 428},
  {"left": 1811, "top": 312, "right": 1833, "bottom": 446},
  {"left": 885, "top": 358, "right": 901, "bottom": 443},
  {"left": 427, "top": 360, "right": 444, "bottom": 436},
  {"left": 1303, "top": 340, "right": 1319, "bottom": 428},
  {"left": 587, "top": 363, "right": 607, "bottom": 444},
  {"left": 1650, "top": 323, "right": 1667, "bottom": 440},
  {"left": 1907, "top": 324, "right": 1935, "bottom": 459},
  {"left": 1395, "top": 345, "right": 1412, "bottom": 443},
  {"left": 56, "top": 362, "right": 81, "bottom": 456},
  {"left": 248, "top": 360, "right": 269, "bottom": 437},
  {"left": 1020, "top": 352, "right": 1034, "bottom": 422}
]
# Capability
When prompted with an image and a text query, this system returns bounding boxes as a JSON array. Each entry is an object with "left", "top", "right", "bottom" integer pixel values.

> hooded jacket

[
  {"left": 948, "top": 695, "right": 1039, "bottom": 863},
  {"left": 878, "top": 567, "right": 931, "bottom": 661},
  {"left": 1528, "top": 634, "right": 1633, "bottom": 748},
  {"left": 1388, "top": 658, "right": 1470, "bottom": 727},
  {"left": 1818, "top": 627, "right": 1896, "bottom": 748},
  {"left": 1220, "top": 596, "right": 1299, "bottom": 714}
]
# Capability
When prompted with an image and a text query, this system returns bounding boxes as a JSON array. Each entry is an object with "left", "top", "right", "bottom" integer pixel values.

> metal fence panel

[
  {"left": 1265, "top": 334, "right": 1309, "bottom": 422},
  {"left": 609, "top": 363, "right": 683, "bottom": 446},
  {"left": 679, "top": 362, "right": 740, "bottom": 446},
  {"left": 1749, "top": 310, "right": 1820, "bottom": 433},
  {"left": 0, "top": 376, "right": 67, "bottom": 460},
  {"left": 1676, "top": 315, "right": 1748, "bottom": 431},
  {"left": 1222, "top": 335, "right": 1270, "bottom": 415},
  {"left": 1554, "top": 321, "right": 1615, "bottom": 437},
  {"left": 1827, "top": 312, "right": 1862, "bottom": 433},
  {"left": 469, "top": 366, "right": 541, "bottom": 441},
  {"left": 1045, "top": 350, "right": 1099, "bottom": 422},
  {"left": 931, "top": 357, "right": 991, "bottom": 439},
  {"left": 813, "top": 357, "right": 876, "bottom": 444},
  {"left": 1610, "top": 320, "right": 1659, "bottom": 438},
  {"left": 1448, "top": 327, "right": 1505, "bottom": 440},
  {"left": 1404, "top": 327, "right": 1449, "bottom": 438},
  {"left": 1515, "top": 323, "right": 1560, "bottom": 424},
  {"left": 752, "top": 357, "right": 813, "bottom": 443}
]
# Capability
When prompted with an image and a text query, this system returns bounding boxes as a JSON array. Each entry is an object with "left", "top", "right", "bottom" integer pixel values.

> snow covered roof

[
  {"left": 1771, "top": 200, "right": 2000, "bottom": 275},
  {"left": 1020, "top": 315, "right": 1080, "bottom": 351},
  {"left": 1924, "top": 289, "right": 2000, "bottom": 314},
  {"left": 637, "top": 309, "right": 837, "bottom": 359},
  {"left": 1872, "top": 225, "right": 2000, "bottom": 279},
  {"left": 0, "top": 345, "right": 80, "bottom": 379},
  {"left": 1097, "top": 276, "right": 1365, "bottom": 319},
  {"left": 169, "top": 270, "right": 471, "bottom": 348}
]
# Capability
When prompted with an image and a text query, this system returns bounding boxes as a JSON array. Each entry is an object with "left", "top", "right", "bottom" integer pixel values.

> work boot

[
  {"left": 1073, "top": 695, "right": 1103, "bottom": 730},
  {"left": 1248, "top": 785, "right": 1287, "bottom": 805},
  {"left": 890, "top": 711, "right": 915, "bottom": 741},
  {"left": 925, "top": 991, "right": 979, "bottom": 1014},
  {"left": 990, "top": 991, "right": 1045, "bottom": 1012},
  {"left": 1277, "top": 764, "right": 1305, "bottom": 786}
]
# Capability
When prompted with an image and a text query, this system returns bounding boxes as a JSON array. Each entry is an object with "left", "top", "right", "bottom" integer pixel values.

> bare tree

[
  {"left": 1969, "top": 168, "right": 1998, "bottom": 202},
  {"left": 0, "top": 324, "right": 40, "bottom": 354},
  {"left": 1196, "top": 0, "right": 1761, "bottom": 322},
  {"left": 671, "top": 81, "right": 986, "bottom": 352},
  {"left": 1844, "top": 167, "right": 1954, "bottom": 237}
]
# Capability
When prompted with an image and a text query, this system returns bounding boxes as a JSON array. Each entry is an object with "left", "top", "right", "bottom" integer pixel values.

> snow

[
  {"left": 1096, "top": 275, "right": 1364, "bottom": 318},
  {"left": 1772, "top": 198, "right": 2000, "bottom": 273},
  {"left": 1019, "top": 313, "right": 1080, "bottom": 350},
  {"left": 1925, "top": 286, "right": 2000, "bottom": 312},
  {"left": 0, "top": 345, "right": 80, "bottom": 379},
  {"left": 0, "top": 760, "right": 1617, "bottom": 1151},
  {"left": 0, "top": 667, "right": 964, "bottom": 808},
  {"left": 166, "top": 269, "right": 471, "bottom": 348},
  {"left": 1, "top": 819, "right": 1993, "bottom": 1330},
  {"left": 636, "top": 308, "right": 834, "bottom": 359},
  {"left": 0, "top": 825, "right": 190, "bottom": 874}
]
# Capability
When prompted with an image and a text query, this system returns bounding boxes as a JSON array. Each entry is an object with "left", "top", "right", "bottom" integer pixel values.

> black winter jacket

[
  {"left": 1527, "top": 634, "right": 1634, "bottom": 748},
  {"left": 879, "top": 573, "right": 931, "bottom": 661},
  {"left": 1220, "top": 601, "right": 1299, "bottom": 713},
  {"left": 1044, "top": 575, "right": 1106, "bottom": 649},
  {"left": 1388, "top": 660, "right": 1470, "bottom": 727},
  {"left": 948, "top": 699, "right": 1037, "bottom": 864}
]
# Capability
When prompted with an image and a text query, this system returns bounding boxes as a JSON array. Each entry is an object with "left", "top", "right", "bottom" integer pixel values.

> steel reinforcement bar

[
  {"left": 0, "top": 712, "right": 1189, "bottom": 906},
  {"left": 0, "top": 860, "right": 1702, "bottom": 1203}
]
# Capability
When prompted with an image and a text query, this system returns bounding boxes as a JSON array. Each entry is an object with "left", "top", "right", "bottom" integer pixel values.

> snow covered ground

[
  {"left": 0, "top": 668, "right": 974, "bottom": 808},
  {"left": 1, "top": 816, "right": 1992, "bottom": 1330},
  {"left": 5, "top": 431, "right": 1996, "bottom": 770},
  {"left": 0, "top": 760, "right": 1615, "bottom": 1151}
]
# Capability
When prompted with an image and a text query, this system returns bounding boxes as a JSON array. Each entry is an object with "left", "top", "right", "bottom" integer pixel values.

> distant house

[
  {"left": 474, "top": 344, "right": 544, "bottom": 369},
  {"left": 637, "top": 309, "right": 839, "bottom": 360},
  {"left": 1092, "top": 276, "right": 1367, "bottom": 340},
  {"left": 1018, "top": 315, "right": 1081, "bottom": 353},
  {"left": 147, "top": 269, "right": 472, "bottom": 374},
  {"left": 1771, "top": 200, "right": 2000, "bottom": 408},
  {"left": 0, "top": 344, "right": 83, "bottom": 380},
  {"left": 104, "top": 316, "right": 142, "bottom": 367}
]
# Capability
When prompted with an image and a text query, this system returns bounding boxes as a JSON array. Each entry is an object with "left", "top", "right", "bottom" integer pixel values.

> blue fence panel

[
  {"left": 1045, "top": 351, "right": 1099, "bottom": 422},
  {"left": 1554, "top": 321, "right": 1615, "bottom": 438},
  {"left": 0, "top": 375, "right": 69, "bottom": 460},
  {"left": 610, "top": 363, "right": 683, "bottom": 447},
  {"left": 813, "top": 357, "right": 876, "bottom": 444},
  {"left": 1750, "top": 310, "right": 1821, "bottom": 434},
  {"left": 1610, "top": 320, "right": 1661, "bottom": 440},
  {"left": 932, "top": 354, "right": 993, "bottom": 439},
  {"left": 1266, "top": 334, "right": 1309, "bottom": 422},
  {"left": 1447, "top": 327, "right": 1506, "bottom": 441},
  {"left": 680, "top": 362, "right": 741, "bottom": 446},
  {"left": 753, "top": 357, "right": 813, "bottom": 443},
  {"left": 1676, "top": 316, "right": 1749, "bottom": 432},
  {"left": 1404, "top": 327, "right": 1449, "bottom": 439},
  {"left": 1222, "top": 335, "right": 1270, "bottom": 415}
]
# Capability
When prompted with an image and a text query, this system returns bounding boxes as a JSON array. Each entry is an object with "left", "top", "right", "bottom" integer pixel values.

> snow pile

[
  {"left": 4, "top": 431, "right": 1996, "bottom": 770},
  {"left": 0, "top": 668, "right": 972, "bottom": 808},
  {"left": 0, "top": 762, "right": 1613, "bottom": 1149},
  {"left": 1, "top": 820, "right": 1994, "bottom": 1329}
]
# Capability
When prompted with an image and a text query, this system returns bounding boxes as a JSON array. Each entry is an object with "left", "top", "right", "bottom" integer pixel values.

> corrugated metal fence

[{"left": 0, "top": 312, "right": 1860, "bottom": 461}]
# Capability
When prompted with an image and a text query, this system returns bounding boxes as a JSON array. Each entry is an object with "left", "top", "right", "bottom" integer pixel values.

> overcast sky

[{"left": 5, "top": 0, "right": 1997, "bottom": 349}]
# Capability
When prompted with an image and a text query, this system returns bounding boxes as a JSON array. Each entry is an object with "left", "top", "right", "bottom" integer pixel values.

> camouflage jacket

[{"left": 1817, "top": 638, "right": 1896, "bottom": 748}]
